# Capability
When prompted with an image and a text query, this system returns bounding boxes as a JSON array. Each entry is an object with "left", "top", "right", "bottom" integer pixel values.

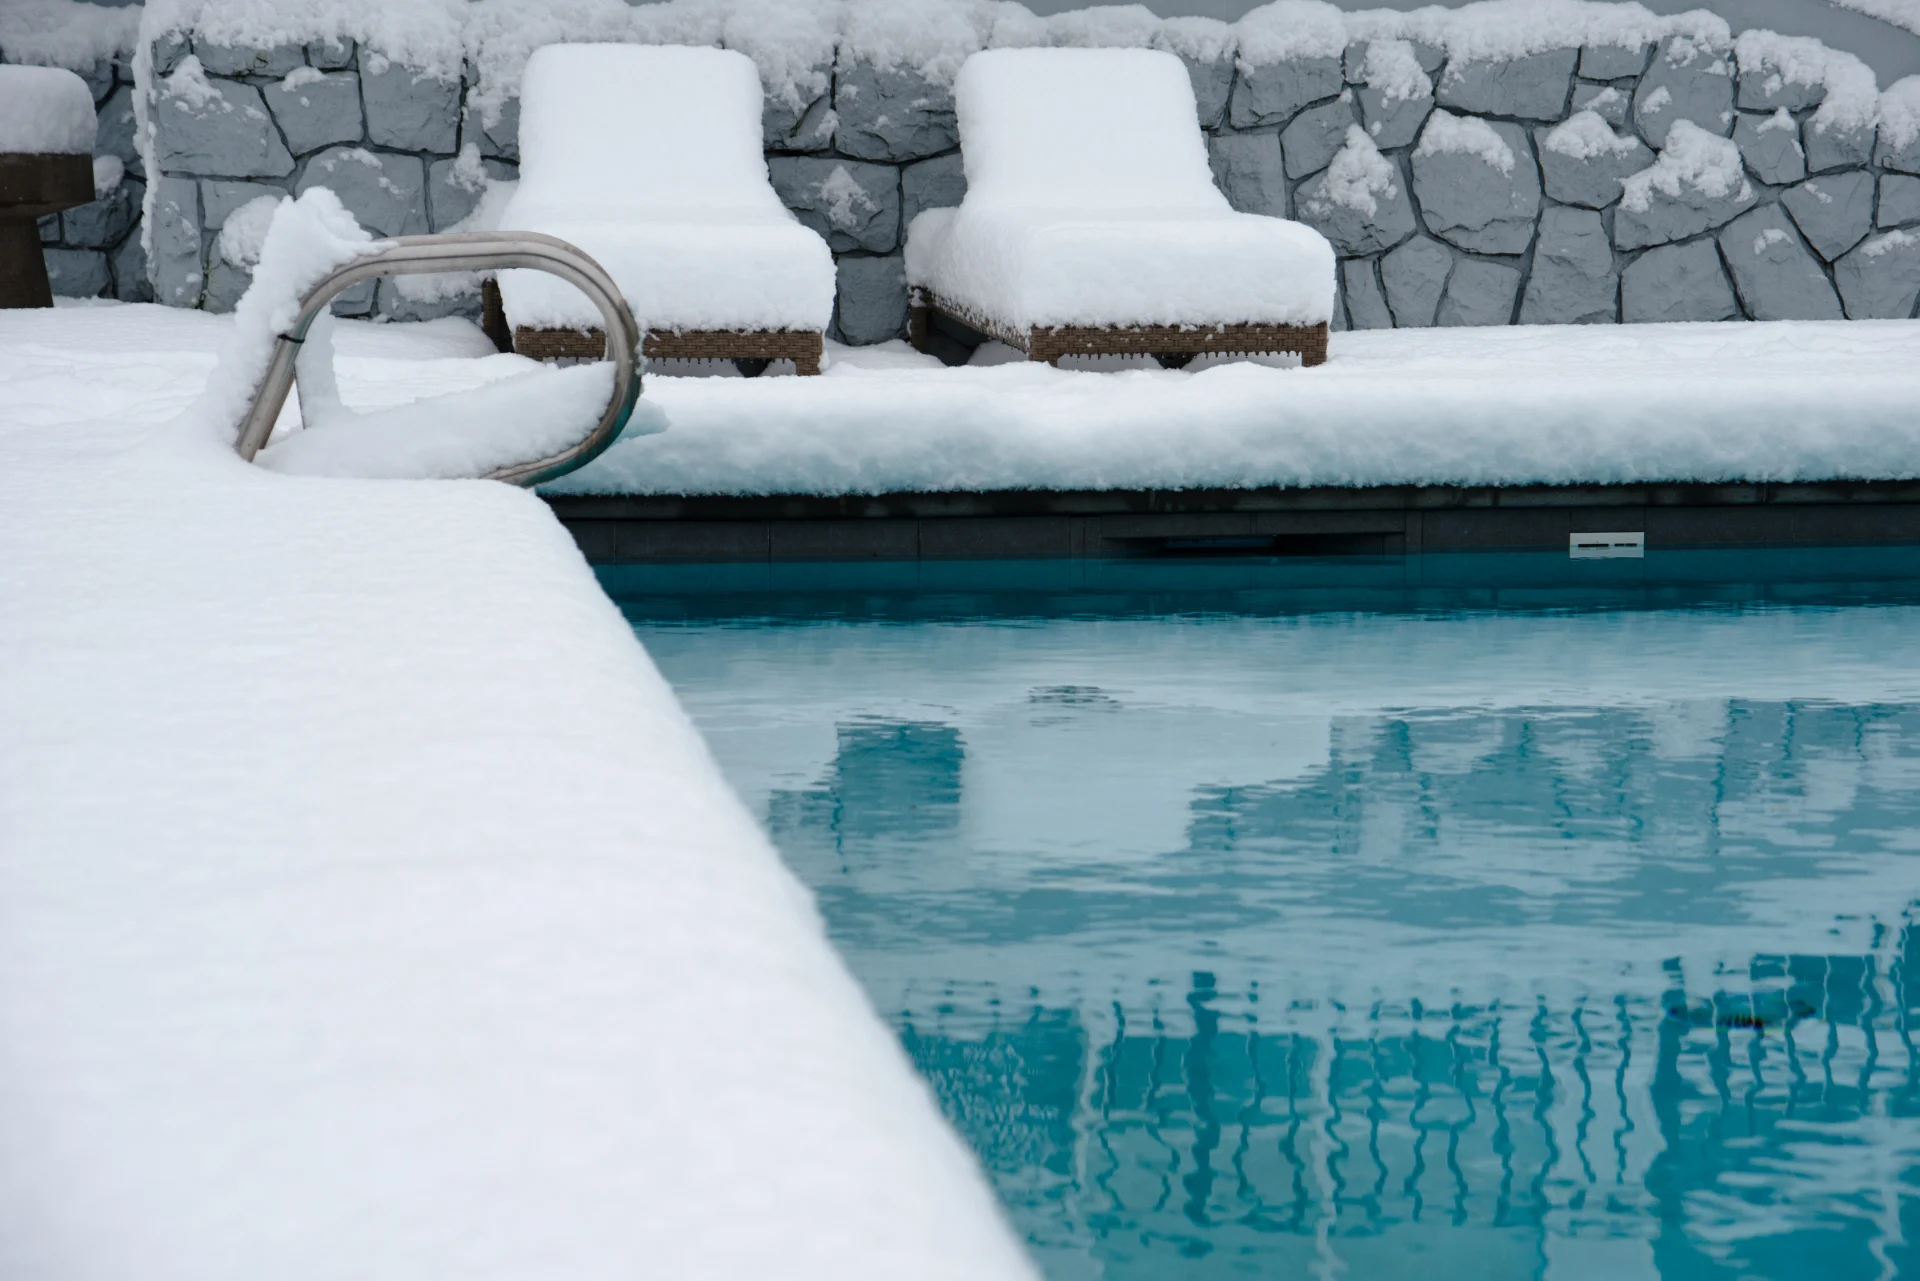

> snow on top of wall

[
  {"left": 1344, "top": 0, "right": 1726, "bottom": 65},
  {"left": 1362, "top": 39, "right": 1431, "bottom": 105},
  {"left": 837, "top": 0, "right": 998, "bottom": 82},
  {"left": 1826, "top": 0, "right": 1920, "bottom": 39},
  {"left": 1415, "top": 108, "right": 1515, "bottom": 172},
  {"left": 1306, "top": 125, "right": 1399, "bottom": 217},
  {"left": 145, "top": 0, "right": 468, "bottom": 81},
  {"left": 0, "top": 63, "right": 97, "bottom": 153},
  {"left": 1884, "top": 75, "right": 1920, "bottom": 150},
  {"left": 1151, "top": 15, "right": 1236, "bottom": 65},
  {"left": 1544, "top": 109, "right": 1641, "bottom": 160},
  {"left": 1620, "top": 118, "right": 1750, "bottom": 214},
  {"left": 1735, "top": 30, "right": 1880, "bottom": 134},
  {"left": 1234, "top": 0, "right": 1348, "bottom": 66},
  {"left": 0, "top": 0, "right": 139, "bottom": 70}
]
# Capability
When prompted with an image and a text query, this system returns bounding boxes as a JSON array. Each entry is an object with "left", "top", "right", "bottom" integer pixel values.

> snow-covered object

[
  {"left": 1414, "top": 109, "right": 1515, "bottom": 172},
  {"left": 1304, "top": 126, "right": 1400, "bottom": 218},
  {"left": 0, "top": 65, "right": 97, "bottom": 154},
  {"left": 0, "top": 300, "right": 1039, "bottom": 1281},
  {"left": 906, "top": 48, "right": 1334, "bottom": 332},
  {"left": 216, "top": 194, "right": 281, "bottom": 267},
  {"left": 1621, "top": 120, "right": 1751, "bottom": 214},
  {"left": 1734, "top": 30, "right": 1879, "bottom": 134},
  {"left": 1884, "top": 75, "right": 1920, "bottom": 152},
  {"left": 91, "top": 154, "right": 123, "bottom": 197},
  {"left": 1543, "top": 110, "right": 1641, "bottom": 161},
  {"left": 496, "top": 44, "right": 835, "bottom": 333}
]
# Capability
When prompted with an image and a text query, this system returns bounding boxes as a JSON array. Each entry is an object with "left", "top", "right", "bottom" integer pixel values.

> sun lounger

[
  {"left": 905, "top": 48, "right": 1335, "bottom": 369},
  {"left": 495, "top": 44, "right": 835, "bottom": 375}
]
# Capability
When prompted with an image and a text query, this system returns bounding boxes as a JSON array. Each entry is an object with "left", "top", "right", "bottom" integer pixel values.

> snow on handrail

[{"left": 233, "top": 232, "right": 642, "bottom": 487}]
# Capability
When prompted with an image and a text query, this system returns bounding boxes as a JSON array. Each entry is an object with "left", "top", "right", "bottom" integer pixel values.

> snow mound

[
  {"left": 1306, "top": 126, "right": 1400, "bottom": 217},
  {"left": 92, "top": 154, "right": 123, "bottom": 197},
  {"left": 0, "top": 0, "right": 140, "bottom": 70},
  {"left": 496, "top": 43, "right": 835, "bottom": 334},
  {"left": 1735, "top": 30, "right": 1880, "bottom": 134},
  {"left": 1234, "top": 0, "right": 1348, "bottom": 66},
  {"left": 1361, "top": 39, "right": 1431, "bottom": 105},
  {"left": 1415, "top": 109, "right": 1516, "bottom": 173},
  {"left": 1544, "top": 110, "right": 1642, "bottom": 160},
  {"left": 1884, "top": 76, "right": 1920, "bottom": 152},
  {"left": 217, "top": 195, "right": 282, "bottom": 269},
  {"left": 0, "top": 65, "right": 97, "bottom": 154},
  {"left": 1343, "top": 0, "right": 1726, "bottom": 65},
  {"left": 1620, "top": 120, "right": 1751, "bottom": 214},
  {"left": 906, "top": 48, "right": 1335, "bottom": 331}
]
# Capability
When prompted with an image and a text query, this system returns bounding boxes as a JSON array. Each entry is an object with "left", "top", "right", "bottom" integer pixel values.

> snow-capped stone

[
  {"left": 1632, "top": 34, "right": 1735, "bottom": 149},
  {"left": 1230, "top": 55, "right": 1343, "bottom": 130},
  {"left": 193, "top": 40, "right": 304, "bottom": 79},
  {"left": 1782, "top": 170, "right": 1875, "bottom": 260},
  {"left": 833, "top": 253, "right": 909, "bottom": 344},
  {"left": 902, "top": 152, "right": 968, "bottom": 226},
  {"left": 1878, "top": 119, "right": 1920, "bottom": 175},
  {"left": 428, "top": 152, "right": 515, "bottom": 231},
  {"left": 1207, "top": 133, "right": 1286, "bottom": 216},
  {"left": 1833, "top": 229, "right": 1920, "bottom": 318},
  {"left": 1411, "top": 114, "right": 1540, "bottom": 255},
  {"left": 1341, "top": 259, "right": 1392, "bottom": 328},
  {"left": 1436, "top": 49, "right": 1578, "bottom": 121},
  {"left": 1614, "top": 121, "right": 1754, "bottom": 249},
  {"left": 1538, "top": 111, "right": 1651, "bottom": 208},
  {"left": 834, "top": 63, "right": 956, "bottom": 162},
  {"left": 1733, "top": 110, "right": 1804, "bottom": 187},
  {"left": 309, "top": 38, "right": 355, "bottom": 71},
  {"left": 1734, "top": 58, "right": 1823, "bottom": 113},
  {"left": 110, "top": 230, "right": 150, "bottom": 302},
  {"left": 294, "top": 146, "right": 428, "bottom": 238},
  {"left": 153, "top": 58, "right": 294, "bottom": 178},
  {"left": 1881, "top": 174, "right": 1920, "bottom": 228},
  {"left": 59, "top": 179, "right": 141, "bottom": 250},
  {"left": 360, "top": 52, "right": 459, "bottom": 154},
  {"left": 1520, "top": 205, "right": 1617, "bottom": 323},
  {"left": 1622, "top": 238, "right": 1738, "bottom": 321},
  {"left": 1437, "top": 256, "right": 1521, "bottom": 325},
  {"left": 200, "top": 179, "right": 287, "bottom": 230},
  {"left": 1579, "top": 42, "right": 1648, "bottom": 80},
  {"left": 45, "top": 248, "right": 110, "bottom": 298},
  {"left": 1355, "top": 39, "right": 1432, "bottom": 150},
  {"left": 1380, "top": 234, "right": 1451, "bottom": 327},
  {"left": 1282, "top": 97, "right": 1358, "bottom": 179},
  {"left": 1803, "top": 119, "right": 1874, "bottom": 173},
  {"left": 150, "top": 32, "right": 188, "bottom": 77},
  {"left": 768, "top": 156, "right": 900, "bottom": 253},
  {"left": 149, "top": 176, "right": 205, "bottom": 307},
  {"left": 266, "top": 70, "right": 363, "bottom": 157},
  {"left": 1293, "top": 126, "right": 1415, "bottom": 255},
  {"left": 1717, "top": 204, "right": 1842, "bottom": 319},
  {"left": 1570, "top": 83, "right": 1629, "bottom": 127}
]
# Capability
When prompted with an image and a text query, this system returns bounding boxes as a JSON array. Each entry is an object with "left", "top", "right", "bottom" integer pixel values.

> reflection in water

[{"left": 619, "top": 563, "right": 1920, "bottom": 1281}]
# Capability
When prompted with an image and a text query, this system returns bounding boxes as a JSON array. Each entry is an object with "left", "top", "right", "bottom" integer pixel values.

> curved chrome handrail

[{"left": 233, "top": 232, "right": 642, "bottom": 487}]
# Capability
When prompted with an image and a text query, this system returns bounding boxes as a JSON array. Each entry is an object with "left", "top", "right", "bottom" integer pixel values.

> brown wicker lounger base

[
  {"left": 483, "top": 280, "right": 823, "bottom": 375},
  {"left": 908, "top": 288, "right": 1328, "bottom": 369}
]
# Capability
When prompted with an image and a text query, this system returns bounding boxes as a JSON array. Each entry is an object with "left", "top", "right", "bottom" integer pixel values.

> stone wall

[{"left": 74, "top": 13, "right": 1920, "bottom": 335}]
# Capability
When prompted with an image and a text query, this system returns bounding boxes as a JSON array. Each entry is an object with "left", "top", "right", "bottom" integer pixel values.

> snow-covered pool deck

[{"left": 0, "top": 303, "right": 1034, "bottom": 1280}]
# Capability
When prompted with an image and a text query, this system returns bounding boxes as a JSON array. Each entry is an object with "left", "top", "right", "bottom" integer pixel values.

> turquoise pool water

[{"left": 609, "top": 553, "right": 1920, "bottom": 1281}]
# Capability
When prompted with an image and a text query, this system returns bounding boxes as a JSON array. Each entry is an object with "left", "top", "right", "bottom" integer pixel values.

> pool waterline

[{"left": 609, "top": 549, "right": 1920, "bottom": 1281}]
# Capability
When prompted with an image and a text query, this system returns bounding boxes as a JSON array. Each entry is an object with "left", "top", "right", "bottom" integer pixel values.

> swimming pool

[{"left": 610, "top": 552, "right": 1919, "bottom": 1281}]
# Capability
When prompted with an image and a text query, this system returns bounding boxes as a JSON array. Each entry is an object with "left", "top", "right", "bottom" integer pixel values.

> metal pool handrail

[{"left": 233, "top": 232, "right": 642, "bottom": 487}]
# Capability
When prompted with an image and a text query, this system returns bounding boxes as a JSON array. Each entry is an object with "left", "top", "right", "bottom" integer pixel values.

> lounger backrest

[
  {"left": 954, "top": 48, "right": 1229, "bottom": 212},
  {"left": 513, "top": 44, "right": 788, "bottom": 218}
]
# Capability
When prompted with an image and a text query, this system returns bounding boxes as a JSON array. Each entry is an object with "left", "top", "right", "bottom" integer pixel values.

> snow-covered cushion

[
  {"left": 497, "top": 44, "right": 834, "bottom": 333},
  {"left": 0, "top": 65, "right": 97, "bottom": 155},
  {"left": 905, "top": 48, "right": 1334, "bottom": 332}
]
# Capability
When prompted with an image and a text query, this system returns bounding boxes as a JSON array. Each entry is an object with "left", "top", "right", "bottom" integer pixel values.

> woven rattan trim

[
  {"left": 511, "top": 324, "right": 824, "bottom": 373},
  {"left": 911, "top": 289, "right": 1329, "bottom": 366}
]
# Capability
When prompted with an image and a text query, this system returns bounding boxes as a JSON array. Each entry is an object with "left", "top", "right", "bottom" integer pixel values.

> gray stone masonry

[
  {"left": 1436, "top": 50, "right": 1577, "bottom": 120},
  {"left": 1783, "top": 170, "right": 1875, "bottom": 260},
  {"left": 1622, "top": 238, "right": 1739, "bottom": 321},
  {"left": 1411, "top": 118, "right": 1541, "bottom": 255},
  {"left": 1380, "top": 235, "right": 1450, "bottom": 326},
  {"left": 768, "top": 156, "right": 901, "bottom": 253},
  {"left": 902, "top": 152, "right": 968, "bottom": 228},
  {"left": 44, "top": 248, "right": 111, "bottom": 299},
  {"left": 1881, "top": 175, "right": 1920, "bottom": 228},
  {"left": 1521, "top": 205, "right": 1617, "bottom": 323},
  {"left": 1717, "top": 204, "right": 1843, "bottom": 319},
  {"left": 1834, "top": 230, "right": 1920, "bottom": 317},
  {"left": 115, "top": 20, "right": 1920, "bottom": 339},
  {"left": 1734, "top": 111, "right": 1805, "bottom": 186},
  {"left": 1230, "top": 55, "right": 1343, "bottom": 130},
  {"left": 1209, "top": 133, "right": 1286, "bottom": 216},
  {"left": 1439, "top": 256, "right": 1522, "bottom": 325},
  {"left": 266, "top": 70, "right": 363, "bottom": 156},
  {"left": 835, "top": 64, "right": 957, "bottom": 162},
  {"left": 1282, "top": 96, "right": 1357, "bottom": 179},
  {"left": 360, "top": 51, "right": 460, "bottom": 154},
  {"left": 1537, "top": 122, "right": 1650, "bottom": 208},
  {"left": 1633, "top": 36, "right": 1735, "bottom": 148},
  {"left": 1342, "top": 259, "right": 1393, "bottom": 328},
  {"left": 295, "top": 147, "right": 428, "bottom": 238},
  {"left": 153, "top": 73, "right": 295, "bottom": 178},
  {"left": 834, "top": 254, "right": 910, "bottom": 344}
]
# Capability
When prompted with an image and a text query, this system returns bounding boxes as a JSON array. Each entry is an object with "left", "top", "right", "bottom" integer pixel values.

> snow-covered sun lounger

[
  {"left": 906, "top": 48, "right": 1335, "bottom": 369},
  {"left": 494, "top": 44, "right": 835, "bottom": 375}
]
